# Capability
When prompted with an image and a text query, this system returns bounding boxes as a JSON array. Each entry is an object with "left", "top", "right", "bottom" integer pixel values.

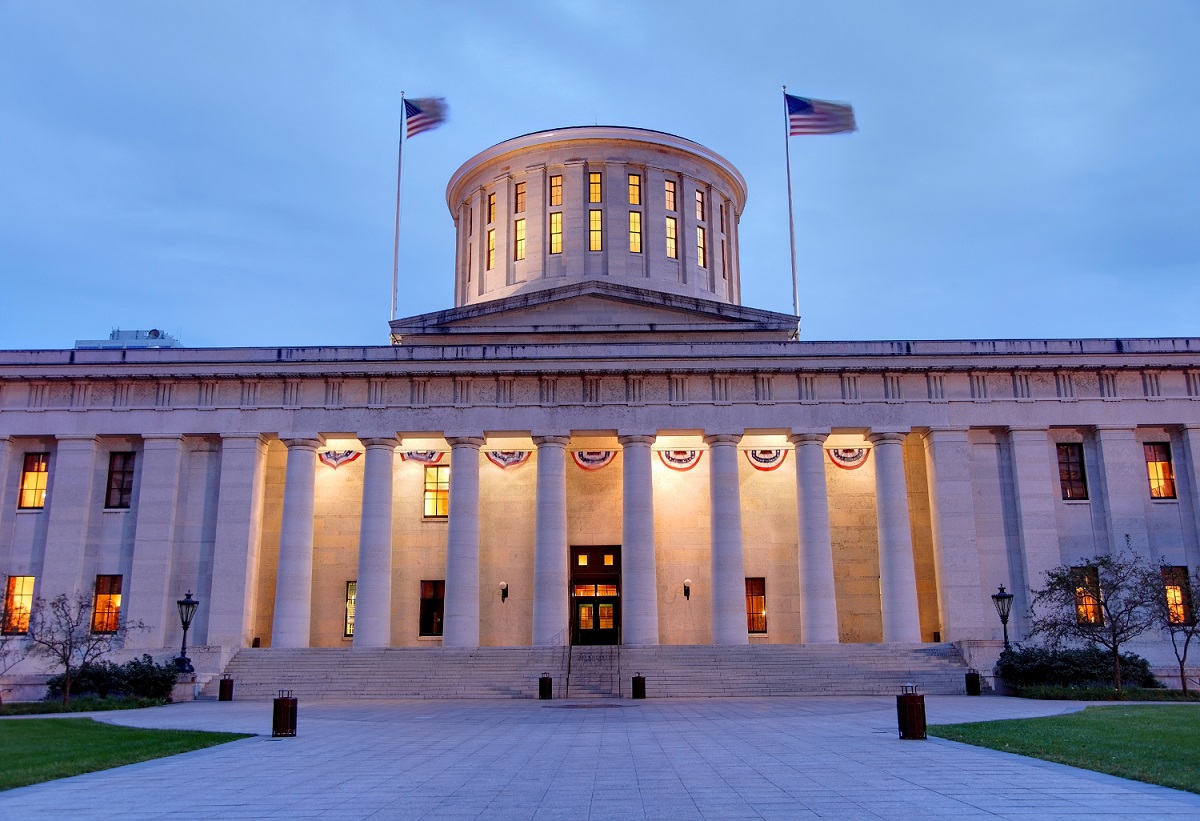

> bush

[
  {"left": 997, "top": 645, "right": 1161, "bottom": 689},
  {"left": 46, "top": 655, "right": 178, "bottom": 701},
  {"left": 1014, "top": 685, "right": 1200, "bottom": 701}
]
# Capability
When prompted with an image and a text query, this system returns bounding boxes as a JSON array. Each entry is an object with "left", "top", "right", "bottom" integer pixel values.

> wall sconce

[
  {"left": 683, "top": 579, "right": 692, "bottom": 601},
  {"left": 500, "top": 582, "right": 509, "bottom": 602}
]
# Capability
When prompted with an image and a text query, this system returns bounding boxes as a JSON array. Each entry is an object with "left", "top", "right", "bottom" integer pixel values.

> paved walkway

[{"left": 2, "top": 696, "right": 1199, "bottom": 819}]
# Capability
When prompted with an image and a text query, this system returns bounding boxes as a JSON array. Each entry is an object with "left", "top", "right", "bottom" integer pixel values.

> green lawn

[
  {"left": 930, "top": 705, "right": 1200, "bottom": 794},
  {"left": 0, "top": 718, "right": 251, "bottom": 791}
]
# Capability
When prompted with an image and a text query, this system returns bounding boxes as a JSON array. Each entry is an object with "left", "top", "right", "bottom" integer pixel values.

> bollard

[
  {"left": 632, "top": 673, "right": 646, "bottom": 700},
  {"left": 218, "top": 674, "right": 234, "bottom": 701},
  {"left": 896, "top": 683, "right": 926, "bottom": 740},
  {"left": 539, "top": 674, "right": 553, "bottom": 700},
  {"left": 965, "top": 669, "right": 981, "bottom": 696},
  {"left": 272, "top": 689, "right": 298, "bottom": 737}
]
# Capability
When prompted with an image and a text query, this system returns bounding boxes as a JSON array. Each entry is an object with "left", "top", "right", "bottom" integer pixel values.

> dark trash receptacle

[
  {"left": 632, "top": 674, "right": 646, "bottom": 700},
  {"left": 896, "top": 684, "right": 926, "bottom": 740},
  {"left": 539, "top": 675, "right": 553, "bottom": 700},
  {"left": 965, "top": 670, "right": 981, "bottom": 696},
  {"left": 272, "top": 690, "right": 297, "bottom": 737},
  {"left": 218, "top": 675, "right": 234, "bottom": 701}
]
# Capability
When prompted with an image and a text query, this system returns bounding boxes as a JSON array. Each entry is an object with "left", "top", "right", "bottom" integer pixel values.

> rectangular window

[
  {"left": 423, "top": 465, "right": 449, "bottom": 519},
  {"left": 1056, "top": 443, "right": 1088, "bottom": 500},
  {"left": 344, "top": 581, "right": 356, "bottom": 637},
  {"left": 513, "top": 218, "right": 526, "bottom": 261},
  {"left": 696, "top": 226, "right": 707, "bottom": 268},
  {"left": 91, "top": 575, "right": 122, "bottom": 634},
  {"left": 628, "top": 174, "right": 641, "bottom": 205},
  {"left": 665, "top": 216, "right": 677, "bottom": 259},
  {"left": 1162, "top": 566, "right": 1194, "bottom": 625},
  {"left": 487, "top": 192, "right": 496, "bottom": 224},
  {"left": 105, "top": 451, "right": 136, "bottom": 509},
  {"left": 19, "top": 453, "right": 49, "bottom": 510},
  {"left": 695, "top": 190, "right": 705, "bottom": 221},
  {"left": 486, "top": 228, "right": 496, "bottom": 270},
  {"left": 549, "top": 175, "right": 562, "bottom": 207},
  {"left": 721, "top": 239, "right": 727, "bottom": 279},
  {"left": 720, "top": 201, "right": 727, "bottom": 233},
  {"left": 2, "top": 575, "right": 34, "bottom": 634},
  {"left": 1072, "top": 566, "right": 1102, "bottom": 625},
  {"left": 628, "top": 211, "right": 642, "bottom": 253},
  {"left": 746, "top": 578, "right": 767, "bottom": 634},
  {"left": 1145, "top": 443, "right": 1176, "bottom": 499},
  {"left": 468, "top": 207, "right": 473, "bottom": 236},
  {"left": 589, "top": 209, "right": 603, "bottom": 251},
  {"left": 664, "top": 180, "right": 676, "bottom": 212},
  {"left": 549, "top": 211, "right": 563, "bottom": 254},
  {"left": 420, "top": 580, "right": 445, "bottom": 636},
  {"left": 589, "top": 172, "right": 602, "bottom": 203},
  {"left": 514, "top": 182, "right": 526, "bottom": 214}
]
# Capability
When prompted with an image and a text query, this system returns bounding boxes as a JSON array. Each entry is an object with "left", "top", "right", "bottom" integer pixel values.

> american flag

[
  {"left": 785, "top": 93, "right": 856, "bottom": 136},
  {"left": 404, "top": 97, "right": 448, "bottom": 138}
]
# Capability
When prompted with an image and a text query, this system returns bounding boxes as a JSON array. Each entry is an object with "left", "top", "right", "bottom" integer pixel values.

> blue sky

[{"left": 1, "top": 2, "right": 1197, "bottom": 349}]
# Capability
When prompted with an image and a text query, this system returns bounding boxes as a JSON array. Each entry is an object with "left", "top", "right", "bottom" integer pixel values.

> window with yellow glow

[
  {"left": 514, "top": 182, "right": 526, "bottom": 214},
  {"left": 549, "top": 175, "right": 562, "bottom": 207},
  {"left": 1162, "top": 566, "right": 1193, "bottom": 625},
  {"left": 579, "top": 603, "right": 593, "bottom": 630},
  {"left": 1145, "top": 443, "right": 1176, "bottom": 499},
  {"left": 105, "top": 451, "right": 136, "bottom": 509},
  {"left": 665, "top": 217, "right": 677, "bottom": 259},
  {"left": 577, "top": 554, "right": 588, "bottom": 566},
  {"left": 628, "top": 211, "right": 642, "bottom": 253},
  {"left": 514, "top": 219, "right": 526, "bottom": 261},
  {"left": 423, "top": 465, "right": 449, "bottom": 519},
  {"left": 486, "top": 228, "right": 495, "bottom": 270},
  {"left": 628, "top": 174, "right": 641, "bottom": 205},
  {"left": 91, "top": 575, "right": 122, "bottom": 634},
  {"left": 344, "top": 581, "right": 356, "bottom": 637},
  {"left": 746, "top": 577, "right": 766, "bottom": 634},
  {"left": 597, "top": 584, "right": 617, "bottom": 597},
  {"left": 19, "top": 453, "right": 49, "bottom": 510},
  {"left": 487, "top": 192, "right": 496, "bottom": 223},
  {"left": 664, "top": 180, "right": 676, "bottom": 211},
  {"left": 589, "top": 172, "right": 602, "bottom": 203},
  {"left": 695, "top": 190, "right": 705, "bottom": 221},
  {"left": 696, "top": 226, "right": 707, "bottom": 268},
  {"left": 604, "top": 554, "right": 614, "bottom": 566},
  {"left": 589, "top": 209, "right": 603, "bottom": 251},
  {"left": 598, "top": 603, "right": 614, "bottom": 629},
  {"left": 1056, "top": 443, "right": 1088, "bottom": 500},
  {"left": 2, "top": 575, "right": 34, "bottom": 634},
  {"left": 1072, "top": 566, "right": 1102, "bottom": 625},
  {"left": 549, "top": 212, "right": 563, "bottom": 254}
]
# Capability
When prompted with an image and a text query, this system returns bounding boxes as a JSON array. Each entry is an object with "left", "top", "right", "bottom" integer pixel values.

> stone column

[
  {"left": 1008, "top": 428, "right": 1063, "bottom": 635},
  {"left": 39, "top": 435, "right": 100, "bottom": 599},
  {"left": 271, "top": 436, "right": 323, "bottom": 648},
  {"left": 1182, "top": 425, "right": 1200, "bottom": 566},
  {"left": 705, "top": 433, "right": 748, "bottom": 645},
  {"left": 353, "top": 437, "right": 398, "bottom": 649},
  {"left": 442, "top": 436, "right": 483, "bottom": 647},
  {"left": 922, "top": 428, "right": 987, "bottom": 642},
  {"left": 789, "top": 432, "right": 839, "bottom": 643},
  {"left": 0, "top": 437, "right": 13, "bottom": 569},
  {"left": 868, "top": 431, "right": 922, "bottom": 642},
  {"left": 620, "top": 434, "right": 659, "bottom": 645},
  {"left": 207, "top": 434, "right": 268, "bottom": 651},
  {"left": 125, "top": 435, "right": 186, "bottom": 648},
  {"left": 532, "top": 435, "right": 570, "bottom": 646},
  {"left": 1094, "top": 426, "right": 1151, "bottom": 557}
]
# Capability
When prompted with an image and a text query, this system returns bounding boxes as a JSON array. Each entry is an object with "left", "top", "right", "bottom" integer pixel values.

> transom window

[
  {"left": 589, "top": 172, "right": 602, "bottom": 203},
  {"left": 549, "top": 212, "right": 563, "bottom": 254},
  {"left": 344, "top": 581, "right": 356, "bottom": 637},
  {"left": 665, "top": 216, "right": 678, "bottom": 259},
  {"left": 420, "top": 580, "right": 445, "bottom": 636},
  {"left": 423, "top": 465, "right": 449, "bottom": 519},
  {"left": 514, "top": 182, "right": 526, "bottom": 214},
  {"left": 91, "top": 574, "right": 122, "bottom": 634},
  {"left": 514, "top": 218, "right": 526, "bottom": 261},
  {"left": 2, "top": 575, "right": 34, "bottom": 634},
  {"left": 589, "top": 209, "right": 603, "bottom": 251},
  {"left": 1162, "top": 566, "right": 1194, "bottom": 625},
  {"left": 549, "top": 175, "right": 563, "bottom": 207},
  {"left": 628, "top": 211, "right": 642, "bottom": 253},
  {"left": 105, "top": 451, "right": 136, "bottom": 509},
  {"left": 1072, "top": 566, "right": 1102, "bottom": 625},
  {"left": 627, "top": 174, "right": 641, "bottom": 205},
  {"left": 664, "top": 180, "right": 676, "bottom": 211},
  {"left": 746, "top": 578, "right": 766, "bottom": 634},
  {"left": 1056, "top": 443, "right": 1088, "bottom": 500},
  {"left": 1144, "top": 442, "right": 1176, "bottom": 499},
  {"left": 19, "top": 453, "right": 49, "bottom": 510}
]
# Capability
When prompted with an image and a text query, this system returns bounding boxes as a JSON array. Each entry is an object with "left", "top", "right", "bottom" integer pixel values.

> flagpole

[
  {"left": 391, "top": 92, "right": 405, "bottom": 325},
  {"left": 782, "top": 85, "right": 800, "bottom": 338}
]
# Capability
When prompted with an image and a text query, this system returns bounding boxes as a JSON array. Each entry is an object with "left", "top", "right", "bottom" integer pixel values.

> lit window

[
  {"left": 665, "top": 217, "right": 677, "bottom": 259},
  {"left": 486, "top": 228, "right": 495, "bottom": 270},
  {"left": 628, "top": 211, "right": 642, "bottom": 253},
  {"left": 420, "top": 580, "right": 445, "bottom": 636},
  {"left": 746, "top": 578, "right": 766, "bottom": 634},
  {"left": 549, "top": 175, "right": 562, "bottom": 207},
  {"left": 589, "top": 209, "right": 602, "bottom": 251},
  {"left": 628, "top": 174, "right": 641, "bottom": 205},
  {"left": 487, "top": 192, "right": 496, "bottom": 224},
  {"left": 664, "top": 180, "right": 676, "bottom": 212},
  {"left": 423, "top": 465, "right": 449, "bottom": 519},
  {"left": 1056, "top": 443, "right": 1088, "bottom": 500},
  {"left": 1072, "top": 566, "right": 1102, "bottom": 625},
  {"left": 514, "top": 218, "right": 526, "bottom": 261},
  {"left": 344, "top": 581, "right": 356, "bottom": 637},
  {"left": 19, "top": 453, "right": 49, "bottom": 510},
  {"left": 577, "top": 554, "right": 588, "bottom": 566},
  {"left": 549, "top": 212, "right": 563, "bottom": 254},
  {"left": 696, "top": 226, "right": 707, "bottom": 268},
  {"left": 2, "top": 575, "right": 34, "bottom": 634},
  {"left": 604, "top": 554, "right": 614, "bottom": 566},
  {"left": 105, "top": 451, "right": 136, "bottom": 509},
  {"left": 1162, "top": 567, "right": 1194, "bottom": 625},
  {"left": 695, "top": 190, "right": 705, "bottom": 221},
  {"left": 514, "top": 182, "right": 526, "bottom": 214},
  {"left": 589, "top": 172, "right": 602, "bottom": 203},
  {"left": 91, "top": 575, "right": 122, "bottom": 634},
  {"left": 1145, "top": 443, "right": 1176, "bottom": 499}
]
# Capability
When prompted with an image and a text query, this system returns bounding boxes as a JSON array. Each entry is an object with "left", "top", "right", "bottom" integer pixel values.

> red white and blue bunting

[
  {"left": 572, "top": 450, "right": 616, "bottom": 471},
  {"left": 658, "top": 450, "right": 703, "bottom": 471},
  {"left": 486, "top": 450, "right": 531, "bottom": 470},
  {"left": 400, "top": 451, "right": 444, "bottom": 464},
  {"left": 318, "top": 450, "right": 361, "bottom": 470},
  {"left": 827, "top": 448, "right": 870, "bottom": 470},
  {"left": 745, "top": 449, "right": 787, "bottom": 471}
]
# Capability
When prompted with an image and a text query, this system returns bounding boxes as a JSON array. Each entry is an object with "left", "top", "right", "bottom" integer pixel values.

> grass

[
  {"left": 930, "top": 705, "right": 1200, "bottom": 794},
  {"left": 0, "top": 718, "right": 251, "bottom": 791},
  {"left": 0, "top": 696, "right": 167, "bottom": 716}
]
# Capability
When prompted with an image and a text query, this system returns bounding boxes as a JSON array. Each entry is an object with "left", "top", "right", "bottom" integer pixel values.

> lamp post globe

[
  {"left": 176, "top": 591, "right": 199, "bottom": 673},
  {"left": 990, "top": 585, "right": 1014, "bottom": 651}
]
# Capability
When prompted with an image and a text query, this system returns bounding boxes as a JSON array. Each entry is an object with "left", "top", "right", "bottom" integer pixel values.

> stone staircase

[{"left": 204, "top": 643, "right": 975, "bottom": 700}]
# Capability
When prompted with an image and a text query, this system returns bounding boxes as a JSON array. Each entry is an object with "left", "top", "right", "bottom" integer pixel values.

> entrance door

[{"left": 571, "top": 546, "right": 620, "bottom": 645}]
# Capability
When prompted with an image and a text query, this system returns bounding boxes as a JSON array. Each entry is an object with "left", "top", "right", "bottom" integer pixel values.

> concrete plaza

[{"left": 2, "top": 695, "right": 1199, "bottom": 819}]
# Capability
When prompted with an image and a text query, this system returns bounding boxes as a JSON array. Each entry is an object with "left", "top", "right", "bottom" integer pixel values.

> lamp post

[
  {"left": 991, "top": 585, "right": 1014, "bottom": 651},
  {"left": 176, "top": 591, "right": 198, "bottom": 673}
]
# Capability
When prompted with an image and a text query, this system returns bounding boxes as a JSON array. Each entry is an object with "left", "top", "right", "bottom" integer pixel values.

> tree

[
  {"left": 1029, "top": 548, "right": 1159, "bottom": 691},
  {"left": 27, "top": 593, "right": 141, "bottom": 705},
  {"left": 1145, "top": 564, "right": 1200, "bottom": 697}
]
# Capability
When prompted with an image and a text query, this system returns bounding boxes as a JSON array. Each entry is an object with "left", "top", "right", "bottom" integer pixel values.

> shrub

[
  {"left": 997, "top": 645, "right": 1161, "bottom": 689},
  {"left": 47, "top": 655, "right": 178, "bottom": 701},
  {"left": 1014, "top": 685, "right": 1200, "bottom": 701}
]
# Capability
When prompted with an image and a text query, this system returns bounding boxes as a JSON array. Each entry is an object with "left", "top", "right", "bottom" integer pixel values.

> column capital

[
  {"left": 219, "top": 432, "right": 267, "bottom": 445},
  {"left": 281, "top": 436, "right": 324, "bottom": 451},
  {"left": 54, "top": 434, "right": 99, "bottom": 445},
  {"left": 141, "top": 433, "right": 187, "bottom": 444},
  {"left": 446, "top": 435, "right": 485, "bottom": 449},
  {"left": 703, "top": 433, "right": 743, "bottom": 447},
  {"left": 533, "top": 434, "right": 571, "bottom": 447},
  {"left": 788, "top": 431, "right": 830, "bottom": 446},
  {"left": 618, "top": 434, "right": 656, "bottom": 447},
  {"left": 866, "top": 430, "right": 909, "bottom": 446},
  {"left": 359, "top": 437, "right": 400, "bottom": 449},
  {"left": 921, "top": 427, "right": 970, "bottom": 442}
]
